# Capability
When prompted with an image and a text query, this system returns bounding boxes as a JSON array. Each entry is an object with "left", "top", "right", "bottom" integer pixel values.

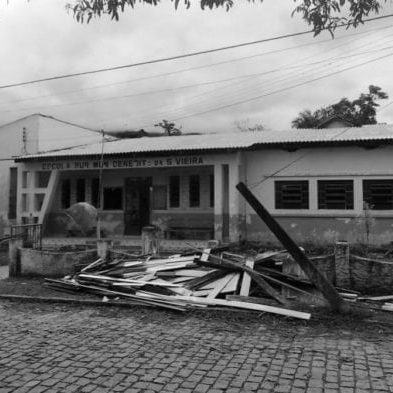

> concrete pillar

[
  {"left": 141, "top": 226, "right": 160, "bottom": 256},
  {"left": 9, "top": 238, "right": 23, "bottom": 277},
  {"left": 214, "top": 164, "right": 224, "bottom": 241},
  {"left": 228, "top": 153, "right": 246, "bottom": 243},
  {"left": 97, "top": 239, "right": 112, "bottom": 261},
  {"left": 335, "top": 241, "right": 350, "bottom": 288}
]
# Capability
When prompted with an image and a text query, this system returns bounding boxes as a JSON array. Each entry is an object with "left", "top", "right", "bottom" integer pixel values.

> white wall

[
  {"left": 246, "top": 145, "right": 393, "bottom": 216},
  {"left": 37, "top": 115, "right": 103, "bottom": 152}
]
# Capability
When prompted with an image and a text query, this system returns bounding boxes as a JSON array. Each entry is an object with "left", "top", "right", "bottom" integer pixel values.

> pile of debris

[
  {"left": 45, "top": 247, "right": 312, "bottom": 320},
  {"left": 336, "top": 292, "right": 393, "bottom": 312}
]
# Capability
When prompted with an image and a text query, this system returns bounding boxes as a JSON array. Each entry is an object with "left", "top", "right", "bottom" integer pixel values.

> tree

[
  {"left": 234, "top": 118, "right": 264, "bottom": 132},
  {"left": 67, "top": 0, "right": 387, "bottom": 35},
  {"left": 291, "top": 85, "right": 388, "bottom": 128},
  {"left": 155, "top": 119, "right": 182, "bottom": 135}
]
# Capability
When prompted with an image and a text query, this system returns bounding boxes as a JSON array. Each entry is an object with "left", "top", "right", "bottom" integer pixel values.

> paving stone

[{"left": 0, "top": 301, "right": 392, "bottom": 393}]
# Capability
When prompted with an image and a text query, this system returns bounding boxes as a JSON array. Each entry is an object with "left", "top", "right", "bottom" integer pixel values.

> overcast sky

[{"left": 1, "top": 1, "right": 393, "bottom": 133}]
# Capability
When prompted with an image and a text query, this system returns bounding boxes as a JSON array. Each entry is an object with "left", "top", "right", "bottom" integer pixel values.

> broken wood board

[
  {"left": 195, "top": 251, "right": 289, "bottom": 305},
  {"left": 221, "top": 273, "right": 240, "bottom": 294},
  {"left": 358, "top": 295, "right": 393, "bottom": 301},
  {"left": 207, "top": 273, "right": 236, "bottom": 299},
  {"left": 173, "top": 296, "right": 311, "bottom": 320},
  {"left": 157, "top": 269, "right": 211, "bottom": 278},
  {"left": 240, "top": 257, "right": 255, "bottom": 296}
]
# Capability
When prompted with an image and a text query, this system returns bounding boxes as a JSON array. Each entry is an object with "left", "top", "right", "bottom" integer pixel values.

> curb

[{"left": 0, "top": 294, "right": 148, "bottom": 308}]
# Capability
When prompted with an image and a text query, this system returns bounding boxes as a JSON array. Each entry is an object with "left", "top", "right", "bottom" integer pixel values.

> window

[
  {"left": 189, "top": 175, "right": 200, "bottom": 207},
  {"left": 363, "top": 179, "right": 393, "bottom": 210},
  {"left": 169, "top": 176, "right": 180, "bottom": 208},
  {"left": 61, "top": 179, "right": 71, "bottom": 209},
  {"left": 275, "top": 181, "right": 309, "bottom": 209},
  {"left": 318, "top": 180, "right": 353, "bottom": 210},
  {"left": 153, "top": 185, "right": 167, "bottom": 210},
  {"left": 209, "top": 174, "right": 215, "bottom": 208},
  {"left": 36, "top": 171, "right": 51, "bottom": 188},
  {"left": 8, "top": 168, "right": 17, "bottom": 219},
  {"left": 91, "top": 178, "right": 100, "bottom": 208},
  {"left": 76, "top": 179, "right": 86, "bottom": 202},
  {"left": 103, "top": 187, "right": 123, "bottom": 210}
]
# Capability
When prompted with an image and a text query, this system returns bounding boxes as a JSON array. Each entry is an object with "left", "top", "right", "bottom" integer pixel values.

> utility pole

[{"left": 97, "top": 129, "right": 105, "bottom": 241}]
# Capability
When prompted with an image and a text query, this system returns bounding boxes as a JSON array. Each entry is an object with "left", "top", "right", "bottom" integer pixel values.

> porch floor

[{"left": 42, "top": 237, "right": 210, "bottom": 252}]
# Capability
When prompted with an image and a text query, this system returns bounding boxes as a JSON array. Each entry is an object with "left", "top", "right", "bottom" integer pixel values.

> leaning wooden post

[{"left": 236, "top": 182, "right": 346, "bottom": 312}]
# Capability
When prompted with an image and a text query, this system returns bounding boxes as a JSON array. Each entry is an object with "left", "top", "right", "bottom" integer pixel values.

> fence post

[
  {"left": 335, "top": 241, "right": 350, "bottom": 288},
  {"left": 97, "top": 239, "right": 112, "bottom": 262},
  {"left": 9, "top": 238, "right": 23, "bottom": 277}
]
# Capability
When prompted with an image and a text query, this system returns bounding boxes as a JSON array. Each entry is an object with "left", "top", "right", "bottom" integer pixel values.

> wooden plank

[
  {"left": 236, "top": 181, "right": 345, "bottom": 312},
  {"left": 201, "top": 256, "right": 288, "bottom": 305},
  {"left": 358, "top": 295, "right": 393, "bottom": 301},
  {"left": 207, "top": 274, "right": 235, "bottom": 299},
  {"left": 170, "top": 276, "right": 195, "bottom": 283},
  {"left": 221, "top": 273, "right": 240, "bottom": 294},
  {"left": 81, "top": 258, "right": 103, "bottom": 272},
  {"left": 254, "top": 250, "right": 286, "bottom": 264},
  {"left": 173, "top": 296, "right": 311, "bottom": 320},
  {"left": 187, "top": 244, "right": 288, "bottom": 305},
  {"left": 240, "top": 257, "right": 254, "bottom": 296},
  {"left": 192, "top": 290, "right": 213, "bottom": 297},
  {"left": 184, "top": 269, "right": 227, "bottom": 290},
  {"left": 172, "top": 269, "right": 211, "bottom": 277}
]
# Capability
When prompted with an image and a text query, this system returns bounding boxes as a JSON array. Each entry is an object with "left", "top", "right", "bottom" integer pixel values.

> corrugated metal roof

[{"left": 16, "top": 124, "right": 393, "bottom": 161}]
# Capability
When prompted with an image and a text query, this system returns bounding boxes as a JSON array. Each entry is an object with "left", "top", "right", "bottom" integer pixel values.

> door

[{"left": 124, "top": 177, "right": 152, "bottom": 235}]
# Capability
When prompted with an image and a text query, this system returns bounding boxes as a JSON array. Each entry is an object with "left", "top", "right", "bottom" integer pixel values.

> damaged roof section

[{"left": 15, "top": 123, "right": 393, "bottom": 161}]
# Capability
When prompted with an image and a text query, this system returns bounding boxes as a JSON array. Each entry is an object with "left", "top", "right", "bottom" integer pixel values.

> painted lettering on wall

[{"left": 41, "top": 156, "right": 204, "bottom": 171}]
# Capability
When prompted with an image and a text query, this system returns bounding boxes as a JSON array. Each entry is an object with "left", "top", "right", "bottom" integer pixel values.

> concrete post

[
  {"left": 9, "top": 238, "right": 23, "bottom": 277},
  {"left": 97, "top": 239, "right": 112, "bottom": 261},
  {"left": 214, "top": 164, "right": 226, "bottom": 241},
  {"left": 228, "top": 153, "right": 246, "bottom": 243},
  {"left": 141, "top": 226, "right": 160, "bottom": 256},
  {"left": 335, "top": 241, "right": 350, "bottom": 288}
]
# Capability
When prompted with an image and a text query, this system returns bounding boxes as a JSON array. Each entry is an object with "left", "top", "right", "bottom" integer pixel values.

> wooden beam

[
  {"left": 240, "top": 257, "right": 254, "bottom": 296},
  {"left": 173, "top": 296, "right": 311, "bottom": 320},
  {"left": 188, "top": 243, "right": 288, "bottom": 305},
  {"left": 207, "top": 274, "right": 235, "bottom": 299},
  {"left": 236, "top": 182, "right": 346, "bottom": 312}
]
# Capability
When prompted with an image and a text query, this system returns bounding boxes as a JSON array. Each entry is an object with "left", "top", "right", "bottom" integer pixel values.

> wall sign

[{"left": 41, "top": 156, "right": 205, "bottom": 171}]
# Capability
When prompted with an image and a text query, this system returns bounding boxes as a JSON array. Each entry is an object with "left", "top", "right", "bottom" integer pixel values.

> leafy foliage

[
  {"left": 66, "top": 0, "right": 387, "bottom": 34},
  {"left": 234, "top": 118, "right": 264, "bottom": 132},
  {"left": 154, "top": 119, "right": 182, "bottom": 135},
  {"left": 291, "top": 85, "right": 388, "bottom": 128}
]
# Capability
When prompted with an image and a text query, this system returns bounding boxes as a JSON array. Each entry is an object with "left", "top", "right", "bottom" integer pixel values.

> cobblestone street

[{"left": 0, "top": 301, "right": 392, "bottom": 393}]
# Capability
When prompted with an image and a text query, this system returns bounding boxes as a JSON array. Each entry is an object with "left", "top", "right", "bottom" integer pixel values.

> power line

[
  {"left": 1, "top": 23, "right": 389, "bottom": 107},
  {"left": 127, "top": 42, "right": 393, "bottom": 129},
  {"left": 7, "top": 44, "right": 393, "bottom": 115},
  {"left": 170, "top": 51, "right": 393, "bottom": 122},
  {"left": 1, "top": 13, "right": 393, "bottom": 91}
]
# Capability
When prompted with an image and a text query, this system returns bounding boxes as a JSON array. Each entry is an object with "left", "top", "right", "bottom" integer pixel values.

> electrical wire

[
  {"left": 0, "top": 22, "right": 390, "bottom": 107},
  {"left": 6, "top": 42, "right": 393, "bottom": 115},
  {"left": 1, "top": 13, "right": 393, "bottom": 90}
]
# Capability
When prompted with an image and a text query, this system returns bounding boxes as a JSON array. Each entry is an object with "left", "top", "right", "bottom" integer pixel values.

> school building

[{"left": 13, "top": 123, "right": 393, "bottom": 246}]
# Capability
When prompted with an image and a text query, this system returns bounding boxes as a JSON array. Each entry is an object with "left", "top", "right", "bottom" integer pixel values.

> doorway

[{"left": 124, "top": 177, "right": 152, "bottom": 235}]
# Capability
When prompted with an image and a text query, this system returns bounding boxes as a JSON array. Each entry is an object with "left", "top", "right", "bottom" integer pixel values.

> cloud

[{"left": 0, "top": 0, "right": 392, "bottom": 132}]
